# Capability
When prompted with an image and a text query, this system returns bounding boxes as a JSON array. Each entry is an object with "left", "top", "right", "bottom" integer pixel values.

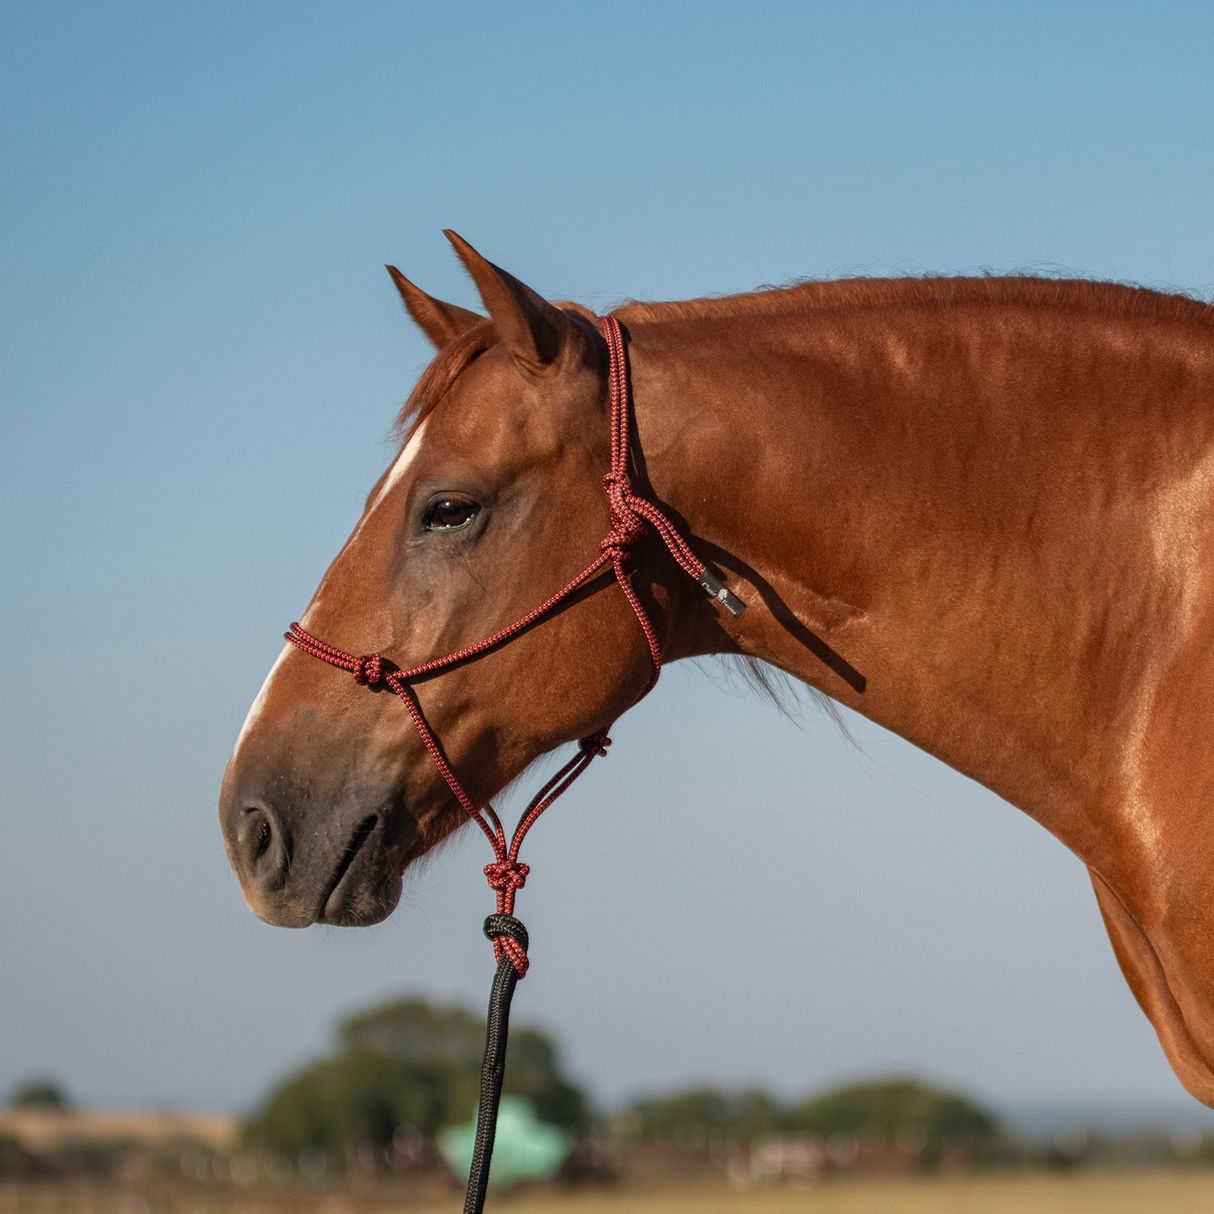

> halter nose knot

[
  {"left": 484, "top": 860, "right": 530, "bottom": 893},
  {"left": 353, "top": 654, "right": 386, "bottom": 685},
  {"left": 579, "top": 730, "right": 612, "bottom": 758}
]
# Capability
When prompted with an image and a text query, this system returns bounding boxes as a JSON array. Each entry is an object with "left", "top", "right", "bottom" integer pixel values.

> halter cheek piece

[{"left": 284, "top": 314, "right": 745, "bottom": 1210}]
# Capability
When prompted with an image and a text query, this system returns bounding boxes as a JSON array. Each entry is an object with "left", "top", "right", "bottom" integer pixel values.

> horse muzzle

[{"left": 219, "top": 762, "right": 414, "bottom": 928}]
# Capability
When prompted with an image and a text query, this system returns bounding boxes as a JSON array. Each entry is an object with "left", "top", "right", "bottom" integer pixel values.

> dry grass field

[
  {"left": 18, "top": 1170, "right": 1214, "bottom": 1214},
  {"left": 383, "top": 1171, "right": 1214, "bottom": 1214}
]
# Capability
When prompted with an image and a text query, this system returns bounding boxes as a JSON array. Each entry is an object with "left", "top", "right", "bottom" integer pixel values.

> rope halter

[{"left": 284, "top": 314, "right": 745, "bottom": 976}]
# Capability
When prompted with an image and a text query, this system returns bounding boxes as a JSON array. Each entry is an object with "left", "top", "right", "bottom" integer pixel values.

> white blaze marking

[
  {"left": 308, "top": 418, "right": 433, "bottom": 613},
  {"left": 376, "top": 418, "right": 430, "bottom": 505},
  {"left": 232, "top": 643, "right": 292, "bottom": 757},
  {"left": 232, "top": 423, "right": 431, "bottom": 761}
]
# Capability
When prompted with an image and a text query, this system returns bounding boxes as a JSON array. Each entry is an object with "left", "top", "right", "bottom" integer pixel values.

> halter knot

[
  {"left": 599, "top": 471, "right": 649, "bottom": 558},
  {"left": 484, "top": 860, "right": 530, "bottom": 894},
  {"left": 353, "top": 654, "right": 386, "bottom": 685},
  {"left": 578, "top": 729, "right": 612, "bottom": 758}
]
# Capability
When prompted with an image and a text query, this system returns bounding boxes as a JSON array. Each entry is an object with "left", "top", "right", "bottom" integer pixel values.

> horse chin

[
  {"left": 242, "top": 850, "right": 404, "bottom": 928},
  {"left": 318, "top": 866, "right": 403, "bottom": 927}
]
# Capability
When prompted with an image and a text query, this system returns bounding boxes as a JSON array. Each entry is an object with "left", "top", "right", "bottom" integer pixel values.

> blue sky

[{"left": 4, "top": 1, "right": 1214, "bottom": 1119}]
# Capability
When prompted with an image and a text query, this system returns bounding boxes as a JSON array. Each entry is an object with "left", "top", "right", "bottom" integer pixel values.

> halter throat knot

[
  {"left": 354, "top": 654, "right": 388, "bottom": 685},
  {"left": 484, "top": 860, "right": 529, "bottom": 895}
]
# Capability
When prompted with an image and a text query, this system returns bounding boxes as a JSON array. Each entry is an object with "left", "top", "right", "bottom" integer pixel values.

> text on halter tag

[{"left": 697, "top": 570, "right": 747, "bottom": 617}]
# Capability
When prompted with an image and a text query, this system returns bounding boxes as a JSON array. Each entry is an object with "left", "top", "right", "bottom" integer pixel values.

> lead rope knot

[
  {"left": 483, "top": 912, "right": 530, "bottom": 977},
  {"left": 353, "top": 653, "right": 386, "bottom": 685}
]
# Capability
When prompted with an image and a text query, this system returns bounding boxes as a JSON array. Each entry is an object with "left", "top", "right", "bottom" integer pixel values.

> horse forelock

[
  {"left": 390, "top": 303, "right": 603, "bottom": 454},
  {"left": 391, "top": 323, "right": 496, "bottom": 453}
]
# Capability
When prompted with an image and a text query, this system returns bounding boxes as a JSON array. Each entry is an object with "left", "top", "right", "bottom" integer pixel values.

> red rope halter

[{"left": 285, "top": 314, "right": 745, "bottom": 976}]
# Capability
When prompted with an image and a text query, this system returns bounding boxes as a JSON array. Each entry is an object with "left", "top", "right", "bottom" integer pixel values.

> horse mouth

[{"left": 320, "top": 814, "right": 401, "bottom": 926}]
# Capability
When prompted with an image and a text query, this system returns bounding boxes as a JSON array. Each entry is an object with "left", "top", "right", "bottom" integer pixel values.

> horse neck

[{"left": 619, "top": 287, "right": 1214, "bottom": 859}]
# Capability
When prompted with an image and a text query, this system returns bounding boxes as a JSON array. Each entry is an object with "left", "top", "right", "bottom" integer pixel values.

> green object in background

[{"left": 438, "top": 1096, "right": 571, "bottom": 1188}]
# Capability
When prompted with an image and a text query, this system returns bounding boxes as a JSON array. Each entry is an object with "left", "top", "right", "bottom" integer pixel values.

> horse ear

[
  {"left": 443, "top": 230, "right": 576, "bottom": 375},
  {"left": 386, "top": 266, "right": 484, "bottom": 350}
]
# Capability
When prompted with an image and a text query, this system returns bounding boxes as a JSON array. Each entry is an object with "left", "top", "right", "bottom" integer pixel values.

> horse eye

[{"left": 426, "top": 499, "right": 478, "bottom": 529}]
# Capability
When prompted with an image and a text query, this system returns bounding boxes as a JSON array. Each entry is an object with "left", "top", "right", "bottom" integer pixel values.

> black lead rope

[{"left": 463, "top": 913, "right": 530, "bottom": 1214}]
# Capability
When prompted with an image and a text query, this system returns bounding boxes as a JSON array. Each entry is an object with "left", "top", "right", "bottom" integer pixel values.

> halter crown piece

[{"left": 284, "top": 314, "right": 745, "bottom": 1213}]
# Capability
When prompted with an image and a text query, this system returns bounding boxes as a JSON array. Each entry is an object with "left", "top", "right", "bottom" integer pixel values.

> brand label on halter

[{"left": 697, "top": 570, "right": 747, "bottom": 617}]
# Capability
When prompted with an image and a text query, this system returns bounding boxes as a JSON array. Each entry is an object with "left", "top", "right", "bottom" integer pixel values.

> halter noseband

[{"left": 283, "top": 313, "right": 745, "bottom": 1209}]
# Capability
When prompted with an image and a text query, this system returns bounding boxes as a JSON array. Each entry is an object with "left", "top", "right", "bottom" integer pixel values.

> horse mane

[
  {"left": 392, "top": 276, "right": 1214, "bottom": 452},
  {"left": 614, "top": 274, "right": 1214, "bottom": 329}
]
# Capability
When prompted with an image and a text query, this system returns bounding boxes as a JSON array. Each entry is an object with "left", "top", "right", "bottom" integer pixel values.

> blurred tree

[
  {"left": 7, "top": 1080, "right": 70, "bottom": 1110},
  {"left": 0, "top": 1136, "right": 38, "bottom": 1179},
  {"left": 339, "top": 997, "right": 483, "bottom": 1068},
  {"left": 244, "top": 996, "right": 586, "bottom": 1168},
  {"left": 786, "top": 1077, "right": 1002, "bottom": 1166},
  {"left": 338, "top": 998, "right": 586, "bottom": 1129},
  {"left": 244, "top": 1047, "right": 466, "bottom": 1154},
  {"left": 499, "top": 1026, "right": 586, "bottom": 1129},
  {"left": 628, "top": 1087, "right": 781, "bottom": 1146}
]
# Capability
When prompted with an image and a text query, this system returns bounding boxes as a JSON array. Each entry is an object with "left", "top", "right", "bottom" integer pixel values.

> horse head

[{"left": 218, "top": 233, "right": 722, "bottom": 927}]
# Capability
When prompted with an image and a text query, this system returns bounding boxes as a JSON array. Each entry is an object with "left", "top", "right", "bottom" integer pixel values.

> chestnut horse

[{"left": 220, "top": 232, "right": 1214, "bottom": 1107}]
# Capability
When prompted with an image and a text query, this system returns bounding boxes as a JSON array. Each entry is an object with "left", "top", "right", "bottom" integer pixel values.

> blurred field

[
  {"left": 412, "top": 1172, "right": 1214, "bottom": 1214},
  {"left": 12, "top": 1172, "right": 1214, "bottom": 1214}
]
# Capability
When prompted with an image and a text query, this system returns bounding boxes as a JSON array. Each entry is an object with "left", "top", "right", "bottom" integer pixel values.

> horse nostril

[
  {"left": 252, "top": 816, "right": 272, "bottom": 863},
  {"left": 239, "top": 806, "right": 285, "bottom": 884}
]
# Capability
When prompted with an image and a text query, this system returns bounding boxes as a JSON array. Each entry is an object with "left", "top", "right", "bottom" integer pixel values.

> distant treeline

[
  {"left": 6, "top": 1008, "right": 1214, "bottom": 1184},
  {"left": 621, "top": 1079, "right": 1002, "bottom": 1168},
  {"left": 237, "top": 994, "right": 1001, "bottom": 1173}
]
